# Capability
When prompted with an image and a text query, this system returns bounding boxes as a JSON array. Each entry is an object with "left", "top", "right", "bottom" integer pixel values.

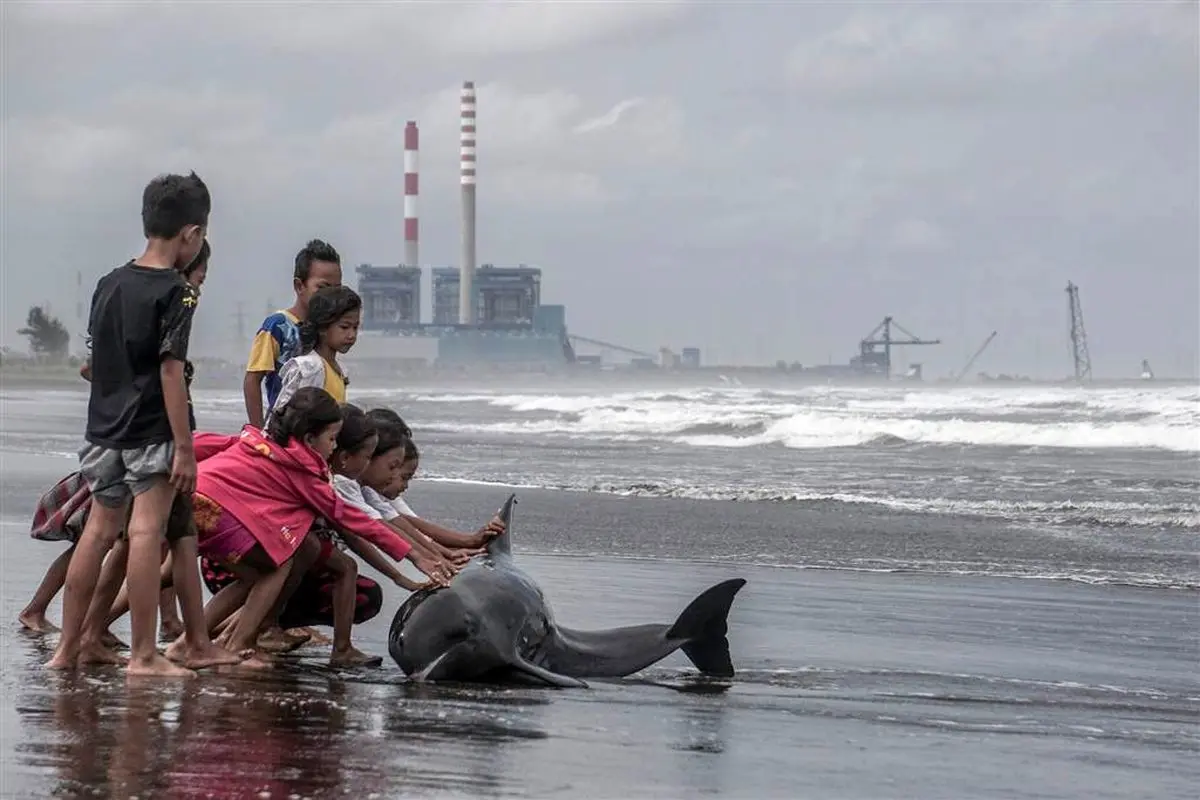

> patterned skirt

[
  {"left": 193, "top": 493, "right": 260, "bottom": 565},
  {"left": 199, "top": 525, "right": 383, "bottom": 629}
]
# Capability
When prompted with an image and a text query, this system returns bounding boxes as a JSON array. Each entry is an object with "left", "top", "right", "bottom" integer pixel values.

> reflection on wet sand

[{"left": 15, "top": 654, "right": 558, "bottom": 799}]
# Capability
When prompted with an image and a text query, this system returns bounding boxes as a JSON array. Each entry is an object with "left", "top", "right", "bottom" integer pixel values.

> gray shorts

[{"left": 79, "top": 441, "right": 174, "bottom": 508}]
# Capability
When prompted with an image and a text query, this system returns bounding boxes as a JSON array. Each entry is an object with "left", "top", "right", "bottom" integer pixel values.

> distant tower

[
  {"left": 403, "top": 121, "right": 419, "bottom": 269},
  {"left": 459, "top": 81, "right": 477, "bottom": 325},
  {"left": 1066, "top": 281, "right": 1092, "bottom": 382},
  {"left": 1141, "top": 359, "right": 1154, "bottom": 380}
]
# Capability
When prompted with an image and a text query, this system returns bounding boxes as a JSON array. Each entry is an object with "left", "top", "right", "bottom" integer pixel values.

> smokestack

[
  {"left": 403, "top": 121, "right": 419, "bottom": 270},
  {"left": 459, "top": 81, "right": 476, "bottom": 325}
]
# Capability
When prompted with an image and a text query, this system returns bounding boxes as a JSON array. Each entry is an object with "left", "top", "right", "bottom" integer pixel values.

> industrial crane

[
  {"left": 1066, "top": 282, "right": 1093, "bottom": 382},
  {"left": 954, "top": 330, "right": 998, "bottom": 383},
  {"left": 857, "top": 316, "right": 941, "bottom": 379}
]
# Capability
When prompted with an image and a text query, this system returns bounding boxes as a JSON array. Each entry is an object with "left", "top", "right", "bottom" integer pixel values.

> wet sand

[{"left": 1, "top": 465, "right": 1197, "bottom": 798}]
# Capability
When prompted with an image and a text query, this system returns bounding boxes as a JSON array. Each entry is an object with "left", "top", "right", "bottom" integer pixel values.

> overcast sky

[{"left": 2, "top": 1, "right": 1197, "bottom": 378}]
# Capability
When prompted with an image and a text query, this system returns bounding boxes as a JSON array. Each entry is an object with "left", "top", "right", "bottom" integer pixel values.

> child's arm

[
  {"left": 160, "top": 284, "right": 199, "bottom": 493},
  {"left": 402, "top": 514, "right": 503, "bottom": 550},
  {"left": 243, "top": 324, "right": 281, "bottom": 428},
  {"left": 242, "top": 372, "right": 267, "bottom": 429},
  {"left": 383, "top": 514, "right": 459, "bottom": 566},
  {"left": 340, "top": 532, "right": 432, "bottom": 592}
]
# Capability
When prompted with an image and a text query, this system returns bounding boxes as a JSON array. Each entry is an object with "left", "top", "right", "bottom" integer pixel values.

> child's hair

[
  {"left": 266, "top": 386, "right": 342, "bottom": 446},
  {"left": 372, "top": 421, "right": 410, "bottom": 458},
  {"left": 294, "top": 239, "right": 341, "bottom": 281},
  {"left": 403, "top": 438, "right": 419, "bottom": 461},
  {"left": 299, "top": 286, "right": 362, "bottom": 353},
  {"left": 366, "top": 407, "right": 412, "bottom": 439},
  {"left": 337, "top": 404, "right": 378, "bottom": 454},
  {"left": 183, "top": 239, "right": 211, "bottom": 279},
  {"left": 142, "top": 171, "right": 210, "bottom": 239}
]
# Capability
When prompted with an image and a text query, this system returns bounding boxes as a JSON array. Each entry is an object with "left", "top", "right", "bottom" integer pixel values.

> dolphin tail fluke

[{"left": 666, "top": 578, "right": 747, "bottom": 678}]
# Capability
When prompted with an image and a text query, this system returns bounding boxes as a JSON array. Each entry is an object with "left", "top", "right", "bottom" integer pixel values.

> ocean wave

[
  {"left": 393, "top": 385, "right": 1200, "bottom": 453},
  {"left": 421, "top": 476, "right": 1200, "bottom": 530}
]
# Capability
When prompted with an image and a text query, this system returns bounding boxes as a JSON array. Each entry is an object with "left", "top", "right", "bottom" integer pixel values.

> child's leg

[
  {"left": 205, "top": 581, "right": 252, "bottom": 636},
  {"left": 259, "top": 536, "right": 323, "bottom": 652},
  {"left": 46, "top": 444, "right": 131, "bottom": 670},
  {"left": 105, "top": 548, "right": 173, "bottom": 629},
  {"left": 225, "top": 558, "right": 295, "bottom": 655},
  {"left": 325, "top": 551, "right": 382, "bottom": 668},
  {"left": 158, "top": 537, "right": 183, "bottom": 640},
  {"left": 123, "top": 472, "right": 193, "bottom": 678},
  {"left": 163, "top": 526, "right": 243, "bottom": 668},
  {"left": 78, "top": 539, "right": 131, "bottom": 664},
  {"left": 20, "top": 545, "right": 75, "bottom": 633}
]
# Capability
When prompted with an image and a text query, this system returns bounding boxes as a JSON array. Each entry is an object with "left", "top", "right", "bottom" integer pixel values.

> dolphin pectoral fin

[
  {"left": 412, "top": 650, "right": 453, "bottom": 682},
  {"left": 509, "top": 656, "right": 589, "bottom": 689}
]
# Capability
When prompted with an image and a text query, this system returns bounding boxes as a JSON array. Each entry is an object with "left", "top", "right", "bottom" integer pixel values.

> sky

[{"left": 2, "top": 0, "right": 1197, "bottom": 379}]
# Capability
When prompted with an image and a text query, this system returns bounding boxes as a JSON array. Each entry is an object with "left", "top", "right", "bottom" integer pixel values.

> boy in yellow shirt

[{"left": 242, "top": 239, "right": 342, "bottom": 428}]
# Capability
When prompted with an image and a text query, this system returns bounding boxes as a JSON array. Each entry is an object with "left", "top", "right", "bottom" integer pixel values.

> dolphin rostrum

[{"left": 387, "top": 494, "right": 747, "bottom": 688}]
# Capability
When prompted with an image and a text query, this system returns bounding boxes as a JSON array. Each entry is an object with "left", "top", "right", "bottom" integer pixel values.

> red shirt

[{"left": 194, "top": 425, "right": 411, "bottom": 566}]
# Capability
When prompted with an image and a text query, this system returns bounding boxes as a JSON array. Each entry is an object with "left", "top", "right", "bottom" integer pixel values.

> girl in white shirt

[{"left": 362, "top": 408, "right": 505, "bottom": 554}]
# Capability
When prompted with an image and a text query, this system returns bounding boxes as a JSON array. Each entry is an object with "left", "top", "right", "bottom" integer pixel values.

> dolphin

[{"left": 387, "top": 494, "right": 747, "bottom": 689}]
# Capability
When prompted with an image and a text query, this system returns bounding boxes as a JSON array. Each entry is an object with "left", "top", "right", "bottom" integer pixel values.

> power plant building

[
  {"left": 356, "top": 264, "right": 421, "bottom": 329},
  {"left": 432, "top": 265, "right": 541, "bottom": 326}
]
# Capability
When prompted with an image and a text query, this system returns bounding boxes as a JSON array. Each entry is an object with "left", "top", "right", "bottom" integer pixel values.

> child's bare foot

[
  {"left": 18, "top": 610, "right": 60, "bottom": 634},
  {"left": 126, "top": 652, "right": 196, "bottom": 678},
  {"left": 164, "top": 637, "right": 246, "bottom": 669},
  {"left": 78, "top": 638, "right": 128, "bottom": 666},
  {"left": 293, "top": 626, "right": 332, "bottom": 645},
  {"left": 257, "top": 627, "right": 311, "bottom": 654},
  {"left": 44, "top": 651, "right": 77, "bottom": 670},
  {"left": 218, "top": 649, "right": 274, "bottom": 671},
  {"left": 329, "top": 645, "right": 383, "bottom": 668},
  {"left": 100, "top": 630, "right": 128, "bottom": 650}
]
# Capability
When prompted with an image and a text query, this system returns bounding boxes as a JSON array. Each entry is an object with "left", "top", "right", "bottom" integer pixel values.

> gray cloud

[{"left": 2, "top": 0, "right": 1196, "bottom": 377}]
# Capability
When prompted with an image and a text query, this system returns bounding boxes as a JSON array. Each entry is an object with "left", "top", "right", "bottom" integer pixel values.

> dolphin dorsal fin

[{"left": 485, "top": 493, "right": 518, "bottom": 558}]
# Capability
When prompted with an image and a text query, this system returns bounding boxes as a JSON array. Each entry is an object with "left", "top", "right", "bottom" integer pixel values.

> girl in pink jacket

[{"left": 191, "top": 387, "right": 442, "bottom": 665}]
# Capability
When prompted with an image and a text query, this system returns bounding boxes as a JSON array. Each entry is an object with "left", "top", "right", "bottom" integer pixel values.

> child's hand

[
  {"left": 449, "top": 548, "right": 478, "bottom": 565},
  {"left": 394, "top": 574, "right": 436, "bottom": 592},
  {"left": 470, "top": 516, "right": 506, "bottom": 548},
  {"left": 412, "top": 553, "right": 452, "bottom": 586}
]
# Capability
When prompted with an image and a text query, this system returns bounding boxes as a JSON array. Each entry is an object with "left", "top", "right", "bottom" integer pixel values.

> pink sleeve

[
  {"left": 193, "top": 432, "right": 237, "bottom": 463},
  {"left": 301, "top": 475, "right": 413, "bottom": 562}
]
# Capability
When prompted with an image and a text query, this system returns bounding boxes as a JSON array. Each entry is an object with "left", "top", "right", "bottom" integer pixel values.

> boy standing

[
  {"left": 47, "top": 172, "right": 209, "bottom": 677},
  {"left": 242, "top": 239, "right": 342, "bottom": 428}
]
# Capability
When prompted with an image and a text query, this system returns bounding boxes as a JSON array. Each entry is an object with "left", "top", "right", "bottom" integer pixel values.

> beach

[{"left": 0, "top": 380, "right": 1197, "bottom": 798}]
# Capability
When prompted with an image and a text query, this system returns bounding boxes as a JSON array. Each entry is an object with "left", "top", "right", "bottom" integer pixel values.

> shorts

[{"left": 79, "top": 441, "right": 174, "bottom": 508}]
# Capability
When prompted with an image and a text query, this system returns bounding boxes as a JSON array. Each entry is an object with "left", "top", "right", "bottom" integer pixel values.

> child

[
  {"left": 267, "top": 285, "right": 360, "bottom": 423},
  {"left": 190, "top": 387, "right": 443, "bottom": 664},
  {"left": 243, "top": 239, "right": 343, "bottom": 429},
  {"left": 31, "top": 242, "right": 238, "bottom": 670},
  {"left": 363, "top": 408, "right": 504, "bottom": 553},
  {"left": 312, "top": 405, "right": 433, "bottom": 666},
  {"left": 47, "top": 171, "right": 209, "bottom": 677}
]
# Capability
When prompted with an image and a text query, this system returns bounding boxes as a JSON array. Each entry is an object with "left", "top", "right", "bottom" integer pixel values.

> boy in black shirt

[{"left": 48, "top": 172, "right": 215, "bottom": 677}]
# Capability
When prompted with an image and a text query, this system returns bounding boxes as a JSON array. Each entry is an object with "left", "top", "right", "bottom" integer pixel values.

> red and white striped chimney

[
  {"left": 459, "top": 81, "right": 477, "bottom": 325},
  {"left": 403, "top": 121, "right": 419, "bottom": 269}
]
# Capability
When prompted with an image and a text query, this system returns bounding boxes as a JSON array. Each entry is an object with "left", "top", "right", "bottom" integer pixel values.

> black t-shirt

[{"left": 84, "top": 261, "right": 198, "bottom": 449}]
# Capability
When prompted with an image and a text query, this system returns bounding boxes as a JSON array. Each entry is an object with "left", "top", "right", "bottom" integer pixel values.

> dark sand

[{"left": 2, "top": 469, "right": 1197, "bottom": 799}]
